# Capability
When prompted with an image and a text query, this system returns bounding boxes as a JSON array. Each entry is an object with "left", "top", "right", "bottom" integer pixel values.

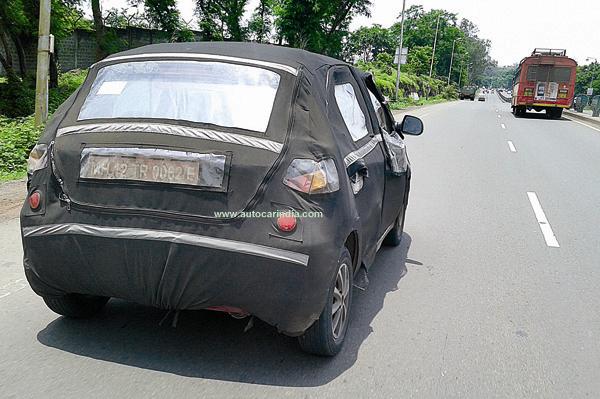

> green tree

[
  {"left": 273, "top": 0, "right": 371, "bottom": 57},
  {"left": 247, "top": 0, "right": 274, "bottom": 43},
  {"left": 343, "top": 24, "right": 395, "bottom": 62},
  {"left": 195, "top": 0, "right": 248, "bottom": 41},
  {"left": 576, "top": 62, "right": 600, "bottom": 95}
]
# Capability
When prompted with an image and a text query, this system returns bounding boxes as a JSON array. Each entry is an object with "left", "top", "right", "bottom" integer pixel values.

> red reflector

[
  {"left": 29, "top": 191, "right": 41, "bottom": 210},
  {"left": 276, "top": 213, "right": 297, "bottom": 232}
]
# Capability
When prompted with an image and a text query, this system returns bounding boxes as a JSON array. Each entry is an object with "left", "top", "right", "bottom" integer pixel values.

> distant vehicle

[
  {"left": 459, "top": 86, "right": 477, "bottom": 101},
  {"left": 511, "top": 48, "right": 577, "bottom": 119},
  {"left": 478, "top": 96, "right": 486, "bottom": 102}
]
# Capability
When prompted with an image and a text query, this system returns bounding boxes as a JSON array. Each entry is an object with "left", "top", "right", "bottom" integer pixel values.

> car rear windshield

[
  {"left": 526, "top": 65, "right": 572, "bottom": 83},
  {"left": 78, "top": 60, "right": 281, "bottom": 132}
]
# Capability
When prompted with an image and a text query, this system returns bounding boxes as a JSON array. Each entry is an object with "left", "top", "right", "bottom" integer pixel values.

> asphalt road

[{"left": 1, "top": 94, "right": 600, "bottom": 398}]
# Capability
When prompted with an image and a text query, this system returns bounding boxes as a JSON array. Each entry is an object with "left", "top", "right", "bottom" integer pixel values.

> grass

[
  {"left": 0, "top": 169, "right": 26, "bottom": 182},
  {"left": 389, "top": 95, "right": 453, "bottom": 110}
]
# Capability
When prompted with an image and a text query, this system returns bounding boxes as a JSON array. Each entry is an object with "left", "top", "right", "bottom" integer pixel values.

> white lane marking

[
  {"left": 0, "top": 279, "right": 27, "bottom": 300},
  {"left": 527, "top": 192, "right": 560, "bottom": 248},
  {"left": 565, "top": 117, "right": 600, "bottom": 133},
  {"left": 419, "top": 112, "right": 430, "bottom": 118},
  {"left": 501, "top": 123, "right": 506, "bottom": 129},
  {"left": 497, "top": 115, "right": 501, "bottom": 118},
  {"left": 507, "top": 141, "right": 516, "bottom": 152}
]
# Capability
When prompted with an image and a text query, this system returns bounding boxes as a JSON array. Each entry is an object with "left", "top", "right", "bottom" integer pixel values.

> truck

[
  {"left": 459, "top": 86, "right": 477, "bottom": 101},
  {"left": 511, "top": 48, "right": 577, "bottom": 119}
]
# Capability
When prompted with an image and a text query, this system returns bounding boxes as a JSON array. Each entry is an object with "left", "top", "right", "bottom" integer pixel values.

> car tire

[
  {"left": 298, "top": 248, "right": 353, "bottom": 356},
  {"left": 43, "top": 294, "right": 109, "bottom": 318},
  {"left": 383, "top": 207, "right": 406, "bottom": 247}
]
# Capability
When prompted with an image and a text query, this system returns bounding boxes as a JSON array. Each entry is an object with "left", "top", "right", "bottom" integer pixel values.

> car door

[
  {"left": 360, "top": 74, "right": 409, "bottom": 235},
  {"left": 327, "top": 66, "right": 386, "bottom": 261}
]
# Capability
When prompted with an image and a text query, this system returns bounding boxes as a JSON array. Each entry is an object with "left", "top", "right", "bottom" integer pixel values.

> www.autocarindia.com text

[{"left": 213, "top": 210, "right": 324, "bottom": 218}]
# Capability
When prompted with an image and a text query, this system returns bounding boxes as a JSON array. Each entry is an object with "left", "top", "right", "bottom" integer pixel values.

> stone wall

[{"left": 1, "top": 27, "right": 199, "bottom": 76}]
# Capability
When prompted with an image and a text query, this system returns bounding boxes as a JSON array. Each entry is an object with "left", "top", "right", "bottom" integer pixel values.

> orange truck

[{"left": 511, "top": 48, "right": 577, "bottom": 119}]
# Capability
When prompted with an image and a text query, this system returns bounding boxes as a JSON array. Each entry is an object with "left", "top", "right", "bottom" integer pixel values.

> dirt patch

[{"left": 0, "top": 179, "right": 26, "bottom": 222}]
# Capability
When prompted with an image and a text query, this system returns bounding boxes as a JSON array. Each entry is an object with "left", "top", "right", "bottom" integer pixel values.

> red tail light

[
  {"left": 276, "top": 213, "right": 297, "bottom": 232},
  {"left": 29, "top": 191, "right": 41, "bottom": 210}
]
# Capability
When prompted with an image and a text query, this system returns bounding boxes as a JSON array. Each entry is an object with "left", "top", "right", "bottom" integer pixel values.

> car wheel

[
  {"left": 383, "top": 207, "right": 406, "bottom": 247},
  {"left": 43, "top": 294, "right": 109, "bottom": 318},
  {"left": 298, "top": 248, "right": 353, "bottom": 356}
]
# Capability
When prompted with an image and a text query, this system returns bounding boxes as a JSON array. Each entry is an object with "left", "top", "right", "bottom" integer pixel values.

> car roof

[{"left": 103, "top": 42, "right": 349, "bottom": 74}]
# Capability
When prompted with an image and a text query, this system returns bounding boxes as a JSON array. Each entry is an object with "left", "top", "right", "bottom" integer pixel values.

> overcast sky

[{"left": 99, "top": 0, "right": 600, "bottom": 66}]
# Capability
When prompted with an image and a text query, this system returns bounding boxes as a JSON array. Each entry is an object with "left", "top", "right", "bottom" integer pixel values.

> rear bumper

[{"left": 22, "top": 221, "right": 335, "bottom": 335}]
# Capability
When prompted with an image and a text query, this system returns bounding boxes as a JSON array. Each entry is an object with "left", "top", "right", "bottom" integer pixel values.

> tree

[
  {"left": 195, "top": 0, "right": 248, "bottom": 41},
  {"left": 343, "top": 24, "right": 395, "bottom": 62},
  {"left": 274, "top": 0, "right": 371, "bottom": 57},
  {"left": 247, "top": 0, "right": 274, "bottom": 43}
]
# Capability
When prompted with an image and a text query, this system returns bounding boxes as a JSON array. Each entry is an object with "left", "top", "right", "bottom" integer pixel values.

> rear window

[
  {"left": 526, "top": 65, "right": 572, "bottom": 83},
  {"left": 78, "top": 61, "right": 281, "bottom": 132}
]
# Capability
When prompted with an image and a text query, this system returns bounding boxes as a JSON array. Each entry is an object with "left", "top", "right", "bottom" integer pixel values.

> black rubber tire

[
  {"left": 549, "top": 108, "right": 563, "bottom": 119},
  {"left": 298, "top": 248, "right": 353, "bottom": 356},
  {"left": 470, "top": 97, "right": 475, "bottom": 101},
  {"left": 383, "top": 206, "right": 406, "bottom": 247},
  {"left": 43, "top": 294, "right": 109, "bottom": 318}
]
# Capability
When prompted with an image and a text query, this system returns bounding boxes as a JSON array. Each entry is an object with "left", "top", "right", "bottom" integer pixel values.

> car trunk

[{"left": 50, "top": 125, "right": 284, "bottom": 219}]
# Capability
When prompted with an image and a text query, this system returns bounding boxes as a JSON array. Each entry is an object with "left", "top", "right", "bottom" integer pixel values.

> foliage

[
  {"left": 0, "top": 116, "right": 42, "bottom": 175},
  {"left": 247, "top": 0, "right": 275, "bottom": 43},
  {"left": 575, "top": 62, "right": 600, "bottom": 95},
  {"left": 343, "top": 24, "right": 395, "bottom": 62},
  {"left": 196, "top": 0, "right": 249, "bottom": 41},
  {"left": 0, "top": 69, "right": 86, "bottom": 118},
  {"left": 273, "top": 0, "right": 371, "bottom": 58},
  {"left": 482, "top": 64, "right": 517, "bottom": 89}
]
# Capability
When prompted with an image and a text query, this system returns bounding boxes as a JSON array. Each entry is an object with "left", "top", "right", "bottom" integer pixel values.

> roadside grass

[
  {"left": 0, "top": 170, "right": 26, "bottom": 182},
  {"left": 389, "top": 95, "right": 453, "bottom": 110}
]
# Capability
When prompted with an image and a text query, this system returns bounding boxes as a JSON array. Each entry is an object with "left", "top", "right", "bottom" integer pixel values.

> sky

[{"left": 98, "top": 0, "right": 600, "bottom": 67}]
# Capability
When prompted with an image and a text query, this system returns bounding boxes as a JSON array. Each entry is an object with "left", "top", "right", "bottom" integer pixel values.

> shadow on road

[{"left": 37, "top": 234, "right": 412, "bottom": 387}]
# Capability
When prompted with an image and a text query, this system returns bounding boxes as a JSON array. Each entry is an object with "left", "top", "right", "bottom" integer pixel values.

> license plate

[{"left": 80, "top": 147, "right": 226, "bottom": 188}]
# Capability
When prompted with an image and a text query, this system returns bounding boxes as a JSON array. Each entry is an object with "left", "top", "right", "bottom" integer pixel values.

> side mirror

[{"left": 395, "top": 115, "right": 423, "bottom": 136}]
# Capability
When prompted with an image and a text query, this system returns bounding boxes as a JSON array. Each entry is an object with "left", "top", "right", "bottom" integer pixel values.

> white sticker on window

[{"left": 97, "top": 81, "right": 127, "bottom": 95}]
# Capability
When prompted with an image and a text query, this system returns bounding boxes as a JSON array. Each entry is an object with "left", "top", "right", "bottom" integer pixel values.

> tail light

[
  {"left": 276, "top": 212, "right": 297, "bottom": 232},
  {"left": 27, "top": 144, "right": 48, "bottom": 174},
  {"left": 558, "top": 89, "right": 568, "bottom": 98},
  {"left": 283, "top": 158, "right": 339, "bottom": 194},
  {"left": 29, "top": 191, "right": 41, "bottom": 210},
  {"left": 523, "top": 88, "right": 534, "bottom": 97}
]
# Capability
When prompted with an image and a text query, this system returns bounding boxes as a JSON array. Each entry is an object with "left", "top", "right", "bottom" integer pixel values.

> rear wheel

[
  {"left": 43, "top": 294, "right": 109, "bottom": 318},
  {"left": 548, "top": 108, "right": 563, "bottom": 119},
  {"left": 298, "top": 248, "right": 353, "bottom": 356}
]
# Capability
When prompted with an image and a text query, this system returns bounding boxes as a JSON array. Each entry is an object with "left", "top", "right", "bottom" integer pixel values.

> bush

[
  {"left": 0, "top": 116, "right": 43, "bottom": 175},
  {"left": 0, "top": 76, "right": 36, "bottom": 118},
  {"left": 0, "top": 69, "right": 87, "bottom": 118}
]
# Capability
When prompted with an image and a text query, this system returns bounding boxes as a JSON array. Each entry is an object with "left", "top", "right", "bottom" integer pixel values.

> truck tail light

[
  {"left": 558, "top": 89, "right": 568, "bottom": 98},
  {"left": 523, "top": 88, "right": 534, "bottom": 97},
  {"left": 283, "top": 158, "right": 339, "bottom": 194}
]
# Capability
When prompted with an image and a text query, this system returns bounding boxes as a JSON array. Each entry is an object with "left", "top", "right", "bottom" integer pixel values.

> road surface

[{"left": 1, "top": 94, "right": 600, "bottom": 398}]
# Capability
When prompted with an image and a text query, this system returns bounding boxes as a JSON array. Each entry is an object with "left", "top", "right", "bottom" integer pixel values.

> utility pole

[
  {"left": 394, "top": 0, "right": 406, "bottom": 100},
  {"left": 447, "top": 38, "right": 460, "bottom": 85},
  {"left": 586, "top": 57, "right": 598, "bottom": 94},
  {"left": 429, "top": 14, "right": 441, "bottom": 79},
  {"left": 34, "top": 0, "right": 51, "bottom": 126}
]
